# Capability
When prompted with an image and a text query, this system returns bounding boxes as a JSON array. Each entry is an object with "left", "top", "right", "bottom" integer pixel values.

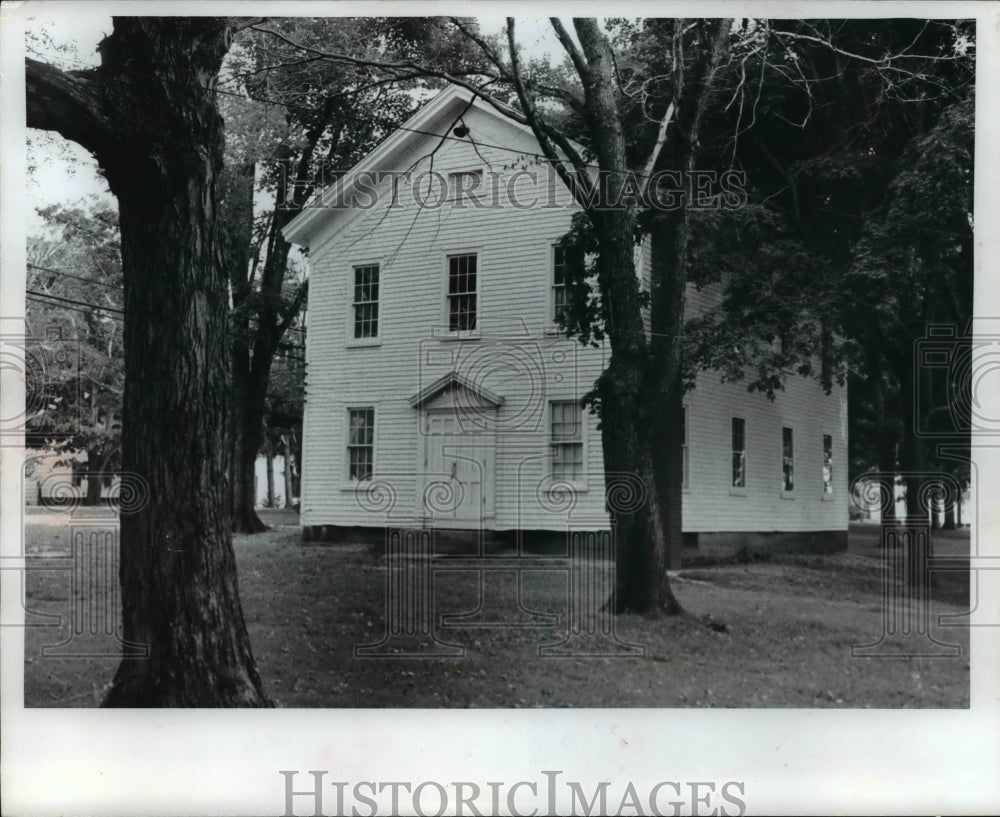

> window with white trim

[
  {"left": 352, "top": 265, "right": 379, "bottom": 338},
  {"left": 347, "top": 408, "right": 375, "bottom": 482},
  {"left": 781, "top": 426, "right": 794, "bottom": 491},
  {"left": 822, "top": 434, "right": 833, "bottom": 495},
  {"left": 550, "top": 401, "right": 584, "bottom": 482},
  {"left": 552, "top": 244, "right": 584, "bottom": 325},
  {"left": 447, "top": 254, "right": 477, "bottom": 331},
  {"left": 553, "top": 245, "right": 569, "bottom": 323},
  {"left": 732, "top": 417, "right": 746, "bottom": 488}
]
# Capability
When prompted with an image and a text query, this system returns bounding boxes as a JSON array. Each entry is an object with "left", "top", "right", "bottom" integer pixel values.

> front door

[{"left": 421, "top": 412, "right": 490, "bottom": 526}]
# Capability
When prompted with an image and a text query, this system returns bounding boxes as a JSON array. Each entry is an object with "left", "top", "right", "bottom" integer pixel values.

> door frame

[{"left": 418, "top": 407, "right": 497, "bottom": 528}]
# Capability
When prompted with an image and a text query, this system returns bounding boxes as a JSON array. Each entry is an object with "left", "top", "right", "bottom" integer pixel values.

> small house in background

[
  {"left": 253, "top": 453, "right": 298, "bottom": 509},
  {"left": 282, "top": 86, "right": 848, "bottom": 562},
  {"left": 23, "top": 449, "right": 120, "bottom": 506}
]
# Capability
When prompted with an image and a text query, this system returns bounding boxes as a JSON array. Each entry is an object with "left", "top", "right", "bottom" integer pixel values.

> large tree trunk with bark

[
  {"left": 649, "top": 212, "right": 689, "bottom": 573},
  {"left": 27, "top": 18, "right": 271, "bottom": 706}
]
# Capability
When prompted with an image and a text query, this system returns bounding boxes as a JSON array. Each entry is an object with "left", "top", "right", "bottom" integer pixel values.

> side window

[
  {"left": 782, "top": 426, "right": 794, "bottom": 492},
  {"left": 347, "top": 408, "right": 375, "bottom": 482},
  {"left": 550, "top": 401, "right": 584, "bottom": 482},
  {"left": 352, "top": 265, "right": 379, "bottom": 339},
  {"left": 822, "top": 434, "right": 833, "bottom": 495},
  {"left": 732, "top": 417, "right": 746, "bottom": 488},
  {"left": 553, "top": 245, "right": 569, "bottom": 323}
]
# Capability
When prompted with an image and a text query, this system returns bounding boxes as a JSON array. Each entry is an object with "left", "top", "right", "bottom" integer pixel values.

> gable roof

[
  {"left": 282, "top": 85, "right": 539, "bottom": 249},
  {"left": 408, "top": 371, "right": 505, "bottom": 410}
]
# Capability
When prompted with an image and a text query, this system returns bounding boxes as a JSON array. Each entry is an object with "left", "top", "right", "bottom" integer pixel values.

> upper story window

[
  {"left": 352, "top": 265, "right": 379, "bottom": 338},
  {"left": 732, "top": 417, "right": 746, "bottom": 489},
  {"left": 447, "top": 253, "right": 478, "bottom": 332},
  {"left": 552, "top": 244, "right": 584, "bottom": 326},
  {"left": 553, "top": 245, "right": 569, "bottom": 323},
  {"left": 782, "top": 426, "right": 794, "bottom": 492}
]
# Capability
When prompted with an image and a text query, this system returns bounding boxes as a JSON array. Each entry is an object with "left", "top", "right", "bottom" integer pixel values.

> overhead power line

[
  {"left": 26, "top": 289, "right": 124, "bottom": 315},
  {"left": 27, "top": 263, "right": 122, "bottom": 291}
]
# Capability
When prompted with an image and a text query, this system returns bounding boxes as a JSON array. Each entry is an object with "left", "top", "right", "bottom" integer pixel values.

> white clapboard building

[{"left": 283, "top": 86, "right": 848, "bottom": 560}]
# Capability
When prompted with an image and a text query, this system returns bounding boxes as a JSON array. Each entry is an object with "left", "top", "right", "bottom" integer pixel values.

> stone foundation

[{"left": 301, "top": 524, "right": 847, "bottom": 561}]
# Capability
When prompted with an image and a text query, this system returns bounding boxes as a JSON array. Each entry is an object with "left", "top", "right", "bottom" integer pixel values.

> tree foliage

[{"left": 26, "top": 201, "right": 123, "bottom": 496}]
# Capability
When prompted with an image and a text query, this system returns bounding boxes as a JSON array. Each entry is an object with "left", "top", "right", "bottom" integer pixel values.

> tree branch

[
  {"left": 277, "top": 280, "right": 309, "bottom": 336},
  {"left": 550, "top": 18, "right": 589, "bottom": 82},
  {"left": 506, "top": 20, "right": 594, "bottom": 208},
  {"left": 25, "top": 58, "right": 115, "bottom": 154}
]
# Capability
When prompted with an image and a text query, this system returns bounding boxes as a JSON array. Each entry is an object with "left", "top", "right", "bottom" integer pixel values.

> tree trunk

[
  {"left": 646, "top": 20, "right": 731, "bottom": 572},
  {"left": 869, "top": 349, "right": 898, "bottom": 525},
  {"left": 898, "top": 348, "right": 931, "bottom": 588},
  {"left": 649, "top": 213, "right": 690, "bottom": 573},
  {"left": 599, "top": 359, "right": 680, "bottom": 615},
  {"left": 219, "top": 159, "right": 270, "bottom": 534},
  {"left": 28, "top": 18, "right": 272, "bottom": 706},
  {"left": 85, "top": 447, "right": 105, "bottom": 505},
  {"left": 282, "top": 440, "right": 295, "bottom": 509},
  {"left": 265, "top": 444, "right": 275, "bottom": 508},
  {"left": 943, "top": 488, "right": 956, "bottom": 529},
  {"left": 572, "top": 20, "right": 687, "bottom": 615},
  {"left": 591, "top": 222, "right": 680, "bottom": 615},
  {"left": 231, "top": 361, "right": 268, "bottom": 533}
]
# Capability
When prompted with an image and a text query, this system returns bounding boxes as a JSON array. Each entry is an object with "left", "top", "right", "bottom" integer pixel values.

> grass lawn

[{"left": 21, "top": 512, "right": 970, "bottom": 707}]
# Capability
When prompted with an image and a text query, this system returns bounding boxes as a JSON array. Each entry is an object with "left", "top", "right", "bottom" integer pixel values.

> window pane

[
  {"left": 448, "top": 255, "right": 476, "bottom": 294},
  {"left": 449, "top": 294, "right": 477, "bottom": 331},
  {"left": 551, "top": 401, "right": 581, "bottom": 442},
  {"left": 349, "top": 409, "right": 373, "bottom": 444}
]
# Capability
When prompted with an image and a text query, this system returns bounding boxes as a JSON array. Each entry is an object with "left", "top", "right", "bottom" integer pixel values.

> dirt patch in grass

[{"left": 22, "top": 520, "right": 970, "bottom": 707}]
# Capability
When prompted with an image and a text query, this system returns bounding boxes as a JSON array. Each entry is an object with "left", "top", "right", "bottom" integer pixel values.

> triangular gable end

[
  {"left": 409, "top": 371, "right": 504, "bottom": 411},
  {"left": 281, "top": 85, "right": 537, "bottom": 249}
]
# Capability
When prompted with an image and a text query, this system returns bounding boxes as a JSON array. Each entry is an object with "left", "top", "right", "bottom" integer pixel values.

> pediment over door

[{"left": 409, "top": 371, "right": 504, "bottom": 413}]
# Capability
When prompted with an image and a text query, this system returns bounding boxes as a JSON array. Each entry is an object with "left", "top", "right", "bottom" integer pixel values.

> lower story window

[
  {"left": 347, "top": 408, "right": 374, "bottom": 481},
  {"left": 822, "top": 434, "right": 833, "bottom": 495},
  {"left": 551, "top": 400, "right": 583, "bottom": 482},
  {"left": 732, "top": 417, "right": 746, "bottom": 488},
  {"left": 782, "top": 426, "right": 794, "bottom": 491}
]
